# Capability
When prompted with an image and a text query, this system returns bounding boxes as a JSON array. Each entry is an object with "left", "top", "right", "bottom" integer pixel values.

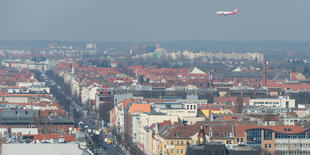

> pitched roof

[
  {"left": 159, "top": 124, "right": 234, "bottom": 139},
  {"left": 290, "top": 72, "right": 306, "bottom": 81},
  {"left": 233, "top": 67, "right": 242, "bottom": 72},
  {"left": 190, "top": 67, "right": 206, "bottom": 74},
  {"left": 128, "top": 104, "right": 151, "bottom": 114},
  {"left": 159, "top": 124, "right": 201, "bottom": 139}
]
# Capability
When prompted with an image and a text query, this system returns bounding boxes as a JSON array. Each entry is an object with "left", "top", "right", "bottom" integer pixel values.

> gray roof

[
  {"left": 2, "top": 143, "right": 83, "bottom": 155},
  {"left": 0, "top": 109, "right": 73, "bottom": 124}
]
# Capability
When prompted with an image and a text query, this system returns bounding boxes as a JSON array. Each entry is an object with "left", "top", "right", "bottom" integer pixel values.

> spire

[{"left": 198, "top": 125, "right": 206, "bottom": 145}]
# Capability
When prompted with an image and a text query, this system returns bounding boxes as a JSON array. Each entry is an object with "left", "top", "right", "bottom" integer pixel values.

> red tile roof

[
  {"left": 23, "top": 134, "right": 75, "bottom": 142},
  {"left": 159, "top": 124, "right": 234, "bottom": 139},
  {"left": 128, "top": 104, "right": 151, "bottom": 114},
  {"left": 267, "top": 81, "right": 310, "bottom": 91}
]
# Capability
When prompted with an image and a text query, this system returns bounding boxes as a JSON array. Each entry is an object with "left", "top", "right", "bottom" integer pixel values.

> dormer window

[{"left": 175, "top": 133, "right": 182, "bottom": 138}]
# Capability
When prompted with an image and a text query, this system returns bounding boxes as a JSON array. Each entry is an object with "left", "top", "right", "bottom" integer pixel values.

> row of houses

[
  {"left": 0, "top": 67, "right": 86, "bottom": 154},
  {"left": 108, "top": 92, "right": 310, "bottom": 155}
]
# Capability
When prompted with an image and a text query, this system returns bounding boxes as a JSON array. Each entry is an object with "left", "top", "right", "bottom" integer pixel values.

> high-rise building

[{"left": 86, "top": 43, "right": 96, "bottom": 49}]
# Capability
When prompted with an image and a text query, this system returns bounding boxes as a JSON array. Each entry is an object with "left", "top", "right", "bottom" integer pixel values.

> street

[{"left": 35, "top": 70, "right": 126, "bottom": 155}]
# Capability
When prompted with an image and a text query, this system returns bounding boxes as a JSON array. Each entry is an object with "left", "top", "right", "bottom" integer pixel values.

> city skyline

[{"left": 2, "top": 1, "right": 310, "bottom": 155}]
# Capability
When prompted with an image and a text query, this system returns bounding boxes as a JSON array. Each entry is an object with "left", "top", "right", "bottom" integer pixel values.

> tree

[
  {"left": 235, "top": 97, "right": 244, "bottom": 113},
  {"left": 303, "top": 66, "right": 310, "bottom": 74},
  {"left": 157, "top": 63, "right": 162, "bottom": 68},
  {"left": 139, "top": 75, "right": 145, "bottom": 83}
]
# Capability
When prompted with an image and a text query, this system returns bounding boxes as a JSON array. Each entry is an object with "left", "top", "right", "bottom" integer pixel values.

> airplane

[{"left": 216, "top": 8, "right": 237, "bottom": 16}]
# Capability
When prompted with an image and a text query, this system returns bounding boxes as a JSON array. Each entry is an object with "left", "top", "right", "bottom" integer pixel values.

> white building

[
  {"left": 80, "top": 83, "right": 99, "bottom": 104},
  {"left": 11, "top": 128, "right": 38, "bottom": 135},
  {"left": 249, "top": 96, "right": 295, "bottom": 108}
]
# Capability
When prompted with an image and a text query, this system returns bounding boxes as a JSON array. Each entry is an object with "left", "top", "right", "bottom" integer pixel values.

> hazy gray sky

[{"left": 1, "top": 0, "right": 310, "bottom": 41}]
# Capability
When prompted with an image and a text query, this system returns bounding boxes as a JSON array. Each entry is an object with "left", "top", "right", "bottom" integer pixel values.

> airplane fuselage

[{"left": 216, "top": 9, "right": 237, "bottom": 16}]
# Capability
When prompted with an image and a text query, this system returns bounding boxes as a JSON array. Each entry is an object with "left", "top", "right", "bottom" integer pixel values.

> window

[
  {"left": 171, "top": 141, "right": 174, "bottom": 145},
  {"left": 166, "top": 149, "right": 169, "bottom": 153},
  {"left": 241, "top": 138, "right": 243, "bottom": 142},
  {"left": 286, "top": 101, "right": 289, "bottom": 108},
  {"left": 269, "top": 144, "right": 271, "bottom": 148},
  {"left": 284, "top": 129, "right": 287, "bottom": 131},
  {"left": 265, "top": 144, "right": 267, "bottom": 148},
  {"left": 99, "top": 97, "right": 111, "bottom": 101},
  {"left": 247, "top": 129, "right": 262, "bottom": 149},
  {"left": 232, "top": 117, "right": 237, "bottom": 119},
  {"left": 186, "top": 141, "right": 189, "bottom": 145},
  {"left": 177, "top": 141, "right": 179, "bottom": 145},
  {"left": 171, "top": 149, "right": 174, "bottom": 154},
  {"left": 175, "top": 133, "right": 182, "bottom": 137},
  {"left": 54, "top": 128, "right": 59, "bottom": 133},
  {"left": 177, "top": 149, "right": 179, "bottom": 154},
  {"left": 181, "top": 149, "right": 184, "bottom": 154},
  {"left": 181, "top": 141, "right": 184, "bottom": 145},
  {"left": 167, "top": 141, "right": 169, "bottom": 145},
  {"left": 264, "top": 130, "right": 272, "bottom": 140},
  {"left": 288, "top": 128, "right": 291, "bottom": 131},
  {"left": 237, "top": 138, "right": 239, "bottom": 142},
  {"left": 23, "top": 136, "right": 34, "bottom": 139},
  {"left": 221, "top": 151, "right": 225, "bottom": 155}
]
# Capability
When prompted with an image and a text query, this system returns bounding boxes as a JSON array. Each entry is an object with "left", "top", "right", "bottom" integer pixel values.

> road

[{"left": 35, "top": 70, "right": 125, "bottom": 155}]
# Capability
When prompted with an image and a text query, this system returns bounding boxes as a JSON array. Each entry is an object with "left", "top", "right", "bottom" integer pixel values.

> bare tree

[{"left": 235, "top": 97, "right": 244, "bottom": 113}]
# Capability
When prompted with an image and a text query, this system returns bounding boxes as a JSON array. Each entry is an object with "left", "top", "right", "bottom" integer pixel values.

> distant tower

[
  {"left": 86, "top": 43, "right": 96, "bottom": 49},
  {"left": 130, "top": 49, "right": 133, "bottom": 55},
  {"left": 263, "top": 60, "right": 267, "bottom": 86}
]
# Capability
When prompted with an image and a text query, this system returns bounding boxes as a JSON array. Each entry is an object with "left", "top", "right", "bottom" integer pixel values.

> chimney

[
  {"left": 209, "top": 127, "right": 213, "bottom": 137},
  {"left": 263, "top": 60, "right": 267, "bottom": 86}
]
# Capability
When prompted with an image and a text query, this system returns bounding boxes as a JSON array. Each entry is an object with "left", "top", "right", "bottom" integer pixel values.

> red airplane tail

[{"left": 233, "top": 8, "right": 238, "bottom": 13}]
